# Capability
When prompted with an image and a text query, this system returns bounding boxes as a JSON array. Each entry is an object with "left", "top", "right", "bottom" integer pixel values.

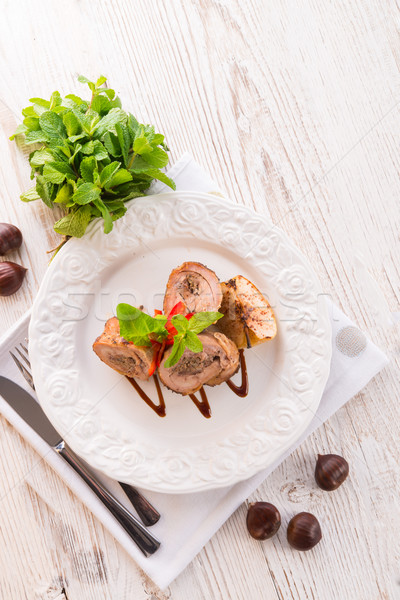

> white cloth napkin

[{"left": 0, "top": 154, "right": 389, "bottom": 590}]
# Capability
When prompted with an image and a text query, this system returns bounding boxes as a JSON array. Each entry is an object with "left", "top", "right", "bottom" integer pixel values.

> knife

[{"left": 0, "top": 376, "right": 160, "bottom": 556}]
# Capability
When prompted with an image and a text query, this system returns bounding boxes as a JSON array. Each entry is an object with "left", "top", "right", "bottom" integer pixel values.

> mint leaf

[
  {"left": 103, "top": 131, "right": 121, "bottom": 157},
  {"left": 99, "top": 161, "right": 120, "bottom": 187},
  {"left": 54, "top": 205, "right": 92, "bottom": 237},
  {"left": 78, "top": 75, "right": 95, "bottom": 92},
  {"left": 91, "top": 95, "right": 111, "bottom": 115},
  {"left": 9, "top": 123, "right": 28, "bottom": 140},
  {"left": 116, "top": 303, "right": 167, "bottom": 347},
  {"left": 30, "top": 149, "right": 55, "bottom": 167},
  {"left": 171, "top": 314, "right": 190, "bottom": 333},
  {"left": 92, "top": 198, "right": 113, "bottom": 233},
  {"left": 77, "top": 75, "right": 92, "bottom": 85},
  {"left": 96, "top": 75, "right": 107, "bottom": 87},
  {"left": 25, "top": 130, "right": 49, "bottom": 144},
  {"left": 22, "top": 106, "right": 38, "bottom": 118},
  {"left": 49, "top": 91, "right": 62, "bottom": 110},
  {"left": 93, "top": 108, "right": 127, "bottom": 138},
  {"left": 188, "top": 312, "right": 223, "bottom": 334},
  {"left": 73, "top": 182, "right": 101, "bottom": 205},
  {"left": 81, "top": 140, "right": 95, "bottom": 155},
  {"left": 43, "top": 161, "right": 75, "bottom": 184},
  {"left": 69, "top": 143, "right": 83, "bottom": 164},
  {"left": 68, "top": 133, "right": 87, "bottom": 143},
  {"left": 110, "top": 182, "right": 144, "bottom": 202},
  {"left": 185, "top": 331, "right": 203, "bottom": 353},
  {"left": 80, "top": 156, "right": 97, "bottom": 182},
  {"left": 164, "top": 337, "right": 186, "bottom": 368},
  {"left": 63, "top": 111, "right": 81, "bottom": 137},
  {"left": 140, "top": 147, "right": 169, "bottom": 168},
  {"left": 103, "top": 88, "right": 116, "bottom": 100},
  {"left": 133, "top": 129, "right": 152, "bottom": 154},
  {"left": 115, "top": 122, "right": 130, "bottom": 166},
  {"left": 20, "top": 186, "right": 40, "bottom": 202},
  {"left": 70, "top": 108, "right": 93, "bottom": 134},
  {"left": 64, "top": 93, "right": 86, "bottom": 107},
  {"left": 104, "top": 168, "right": 132, "bottom": 190},
  {"left": 23, "top": 116, "right": 40, "bottom": 131},
  {"left": 92, "top": 140, "right": 109, "bottom": 161},
  {"left": 54, "top": 183, "right": 73, "bottom": 204},
  {"left": 29, "top": 97, "right": 51, "bottom": 108},
  {"left": 141, "top": 168, "right": 176, "bottom": 190},
  {"left": 36, "top": 175, "right": 53, "bottom": 208},
  {"left": 39, "top": 111, "right": 67, "bottom": 144}
]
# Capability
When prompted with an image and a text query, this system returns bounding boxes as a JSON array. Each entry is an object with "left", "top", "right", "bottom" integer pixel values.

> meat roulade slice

[
  {"left": 93, "top": 317, "right": 153, "bottom": 381},
  {"left": 218, "top": 275, "right": 277, "bottom": 349},
  {"left": 158, "top": 330, "right": 239, "bottom": 395},
  {"left": 163, "top": 262, "right": 223, "bottom": 316}
]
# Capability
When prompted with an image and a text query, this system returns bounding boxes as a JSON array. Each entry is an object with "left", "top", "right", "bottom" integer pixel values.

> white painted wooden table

[{"left": 0, "top": 1, "right": 399, "bottom": 598}]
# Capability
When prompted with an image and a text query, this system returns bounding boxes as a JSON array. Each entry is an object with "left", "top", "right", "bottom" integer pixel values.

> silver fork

[{"left": 10, "top": 341, "right": 160, "bottom": 528}]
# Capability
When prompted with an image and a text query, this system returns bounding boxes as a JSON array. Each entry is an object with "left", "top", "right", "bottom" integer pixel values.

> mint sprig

[
  {"left": 11, "top": 75, "right": 175, "bottom": 243},
  {"left": 164, "top": 312, "right": 223, "bottom": 368},
  {"left": 115, "top": 304, "right": 223, "bottom": 368}
]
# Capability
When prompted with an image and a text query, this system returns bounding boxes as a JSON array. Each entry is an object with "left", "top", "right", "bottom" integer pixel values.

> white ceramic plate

[{"left": 29, "top": 192, "right": 331, "bottom": 493}]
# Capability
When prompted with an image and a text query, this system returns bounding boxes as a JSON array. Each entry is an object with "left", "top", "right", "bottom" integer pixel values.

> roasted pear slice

[{"left": 218, "top": 275, "right": 277, "bottom": 348}]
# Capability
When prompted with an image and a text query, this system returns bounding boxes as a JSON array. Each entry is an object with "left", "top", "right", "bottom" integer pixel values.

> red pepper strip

[
  {"left": 148, "top": 340, "right": 161, "bottom": 376},
  {"left": 185, "top": 312, "right": 194, "bottom": 320},
  {"left": 148, "top": 352, "right": 157, "bottom": 376},
  {"left": 147, "top": 304, "right": 188, "bottom": 375},
  {"left": 168, "top": 301, "right": 186, "bottom": 318},
  {"left": 165, "top": 321, "right": 178, "bottom": 337}
]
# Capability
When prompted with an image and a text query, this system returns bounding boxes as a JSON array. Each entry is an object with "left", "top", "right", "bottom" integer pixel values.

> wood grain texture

[{"left": 0, "top": 0, "right": 399, "bottom": 598}]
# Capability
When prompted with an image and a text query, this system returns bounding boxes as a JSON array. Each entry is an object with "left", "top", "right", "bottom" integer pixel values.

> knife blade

[{"left": 0, "top": 376, "right": 160, "bottom": 556}]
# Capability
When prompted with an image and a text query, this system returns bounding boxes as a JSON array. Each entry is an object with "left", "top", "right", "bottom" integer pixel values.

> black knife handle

[
  {"left": 55, "top": 441, "right": 160, "bottom": 556},
  {"left": 118, "top": 481, "right": 160, "bottom": 526}
]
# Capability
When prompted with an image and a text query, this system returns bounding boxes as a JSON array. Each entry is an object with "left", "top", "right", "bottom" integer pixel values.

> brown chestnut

[
  {"left": 246, "top": 501, "right": 281, "bottom": 540},
  {"left": 287, "top": 512, "right": 322, "bottom": 551},
  {"left": 0, "top": 223, "right": 23, "bottom": 255},
  {"left": 315, "top": 453, "right": 349, "bottom": 491},
  {"left": 0, "top": 261, "right": 27, "bottom": 296}
]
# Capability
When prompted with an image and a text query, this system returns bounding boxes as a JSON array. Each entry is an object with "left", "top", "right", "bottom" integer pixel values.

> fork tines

[{"left": 9, "top": 342, "right": 35, "bottom": 390}]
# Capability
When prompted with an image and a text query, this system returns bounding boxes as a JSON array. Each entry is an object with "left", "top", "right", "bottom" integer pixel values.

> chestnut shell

[
  {"left": 315, "top": 453, "right": 349, "bottom": 491},
  {"left": 0, "top": 262, "right": 27, "bottom": 296},
  {"left": 287, "top": 512, "right": 322, "bottom": 551},
  {"left": 0, "top": 223, "right": 23, "bottom": 255},
  {"left": 246, "top": 501, "right": 281, "bottom": 540}
]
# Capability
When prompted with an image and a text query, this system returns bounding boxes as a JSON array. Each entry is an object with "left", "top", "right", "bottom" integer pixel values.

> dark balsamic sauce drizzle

[
  {"left": 126, "top": 373, "right": 166, "bottom": 417},
  {"left": 188, "top": 387, "right": 212, "bottom": 418},
  {"left": 226, "top": 349, "right": 249, "bottom": 397},
  {"left": 126, "top": 350, "right": 248, "bottom": 418}
]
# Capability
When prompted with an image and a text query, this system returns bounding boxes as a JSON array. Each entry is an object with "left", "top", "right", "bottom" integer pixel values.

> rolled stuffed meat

[
  {"left": 93, "top": 317, "right": 153, "bottom": 381},
  {"left": 163, "top": 262, "right": 223, "bottom": 316},
  {"left": 158, "top": 330, "right": 239, "bottom": 395}
]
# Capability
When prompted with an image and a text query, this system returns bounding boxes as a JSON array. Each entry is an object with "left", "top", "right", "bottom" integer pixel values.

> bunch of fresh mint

[{"left": 11, "top": 75, "right": 175, "bottom": 241}]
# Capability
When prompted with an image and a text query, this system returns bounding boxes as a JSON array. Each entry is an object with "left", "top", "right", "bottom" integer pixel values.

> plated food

[
  {"left": 29, "top": 191, "right": 332, "bottom": 492},
  {"left": 93, "top": 261, "right": 277, "bottom": 418}
]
